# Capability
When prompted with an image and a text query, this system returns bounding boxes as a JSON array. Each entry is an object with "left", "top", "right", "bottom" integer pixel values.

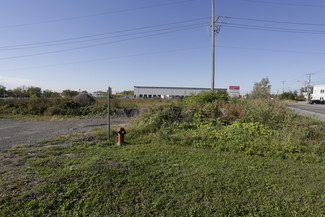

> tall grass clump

[
  {"left": 131, "top": 92, "right": 324, "bottom": 162},
  {"left": 238, "top": 99, "right": 294, "bottom": 129}
]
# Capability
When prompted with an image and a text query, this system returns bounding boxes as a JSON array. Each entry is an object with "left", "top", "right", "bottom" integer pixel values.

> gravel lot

[{"left": 0, "top": 117, "right": 127, "bottom": 150}]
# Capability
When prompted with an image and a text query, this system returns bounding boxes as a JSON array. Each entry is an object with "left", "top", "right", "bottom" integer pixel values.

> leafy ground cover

[{"left": 1, "top": 93, "right": 324, "bottom": 216}]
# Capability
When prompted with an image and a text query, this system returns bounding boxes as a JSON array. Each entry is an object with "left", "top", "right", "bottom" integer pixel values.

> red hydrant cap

[{"left": 118, "top": 127, "right": 126, "bottom": 134}]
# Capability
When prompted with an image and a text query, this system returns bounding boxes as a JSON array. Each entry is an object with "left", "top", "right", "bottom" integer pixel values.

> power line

[
  {"left": 216, "top": 15, "right": 325, "bottom": 34},
  {"left": 0, "top": 0, "right": 198, "bottom": 29},
  {"left": 0, "top": 46, "right": 209, "bottom": 73},
  {"left": 226, "top": 16, "right": 325, "bottom": 27},
  {"left": 239, "top": 0, "right": 325, "bottom": 8},
  {"left": 0, "top": 18, "right": 209, "bottom": 50},
  {"left": 217, "top": 45, "right": 325, "bottom": 55},
  {"left": 0, "top": 22, "right": 208, "bottom": 51},
  {"left": 3, "top": 43, "right": 325, "bottom": 71},
  {"left": 221, "top": 23, "right": 325, "bottom": 34},
  {"left": 312, "top": 81, "right": 325, "bottom": 85},
  {"left": 0, "top": 25, "right": 205, "bottom": 60}
]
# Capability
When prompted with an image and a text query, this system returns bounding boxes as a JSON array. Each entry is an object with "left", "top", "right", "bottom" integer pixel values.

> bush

[
  {"left": 139, "top": 105, "right": 183, "bottom": 132},
  {"left": 238, "top": 99, "right": 294, "bottom": 129},
  {"left": 184, "top": 91, "right": 228, "bottom": 105},
  {"left": 132, "top": 97, "right": 324, "bottom": 162}
]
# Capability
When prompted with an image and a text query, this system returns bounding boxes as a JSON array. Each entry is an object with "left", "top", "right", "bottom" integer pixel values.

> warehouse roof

[{"left": 134, "top": 86, "right": 224, "bottom": 90}]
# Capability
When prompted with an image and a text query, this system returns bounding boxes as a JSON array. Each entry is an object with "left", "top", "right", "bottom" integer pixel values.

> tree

[
  {"left": 120, "top": 90, "right": 134, "bottom": 95},
  {"left": 61, "top": 89, "right": 79, "bottom": 98},
  {"left": 12, "top": 87, "right": 28, "bottom": 97},
  {"left": 43, "top": 89, "right": 60, "bottom": 98},
  {"left": 278, "top": 91, "right": 298, "bottom": 100},
  {"left": 6, "top": 89, "right": 14, "bottom": 97},
  {"left": 0, "top": 85, "right": 6, "bottom": 98},
  {"left": 27, "top": 86, "right": 42, "bottom": 97},
  {"left": 250, "top": 77, "right": 271, "bottom": 99}
]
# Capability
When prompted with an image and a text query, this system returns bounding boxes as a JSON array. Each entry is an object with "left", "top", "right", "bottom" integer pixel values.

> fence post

[{"left": 107, "top": 87, "right": 111, "bottom": 140}]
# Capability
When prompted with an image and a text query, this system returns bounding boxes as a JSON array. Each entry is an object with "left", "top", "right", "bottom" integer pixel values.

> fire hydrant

[{"left": 117, "top": 127, "right": 126, "bottom": 145}]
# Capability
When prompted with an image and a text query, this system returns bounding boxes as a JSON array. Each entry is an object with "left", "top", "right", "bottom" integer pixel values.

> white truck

[{"left": 311, "top": 84, "right": 325, "bottom": 104}]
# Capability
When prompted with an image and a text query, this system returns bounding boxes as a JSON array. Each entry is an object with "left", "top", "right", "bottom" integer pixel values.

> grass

[
  {"left": 0, "top": 128, "right": 324, "bottom": 216},
  {"left": 1, "top": 96, "right": 325, "bottom": 216}
]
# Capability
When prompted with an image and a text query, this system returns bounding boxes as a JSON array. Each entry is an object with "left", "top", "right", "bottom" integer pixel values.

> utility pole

[
  {"left": 211, "top": 0, "right": 222, "bottom": 91},
  {"left": 305, "top": 73, "right": 313, "bottom": 102},
  {"left": 211, "top": 0, "right": 215, "bottom": 91},
  {"left": 281, "top": 81, "right": 286, "bottom": 93}
]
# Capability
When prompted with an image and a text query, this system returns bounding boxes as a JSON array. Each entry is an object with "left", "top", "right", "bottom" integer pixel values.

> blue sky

[{"left": 1, "top": 0, "right": 325, "bottom": 94}]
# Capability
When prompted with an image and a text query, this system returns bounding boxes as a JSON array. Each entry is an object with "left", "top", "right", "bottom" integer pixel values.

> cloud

[{"left": 0, "top": 76, "right": 33, "bottom": 88}]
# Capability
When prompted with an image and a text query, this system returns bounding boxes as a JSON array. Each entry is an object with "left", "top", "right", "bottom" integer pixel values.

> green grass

[
  {"left": 1, "top": 96, "right": 325, "bottom": 216},
  {"left": 0, "top": 131, "right": 324, "bottom": 216}
]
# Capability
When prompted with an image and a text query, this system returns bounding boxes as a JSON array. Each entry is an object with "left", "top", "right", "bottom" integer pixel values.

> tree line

[
  {"left": 1, "top": 80, "right": 304, "bottom": 100},
  {"left": 0, "top": 85, "right": 84, "bottom": 98}
]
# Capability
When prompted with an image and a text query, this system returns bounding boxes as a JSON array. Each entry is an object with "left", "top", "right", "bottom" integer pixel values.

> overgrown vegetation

[
  {"left": 133, "top": 92, "right": 324, "bottom": 162},
  {"left": 1, "top": 91, "right": 324, "bottom": 216},
  {"left": 0, "top": 97, "right": 169, "bottom": 117}
]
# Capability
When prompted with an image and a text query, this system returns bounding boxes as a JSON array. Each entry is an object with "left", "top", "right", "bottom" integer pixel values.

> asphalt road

[
  {"left": 288, "top": 102, "right": 325, "bottom": 121},
  {"left": 0, "top": 117, "right": 127, "bottom": 150}
]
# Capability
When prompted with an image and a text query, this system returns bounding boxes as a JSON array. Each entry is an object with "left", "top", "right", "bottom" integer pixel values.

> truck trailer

[{"left": 311, "top": 84, "right": 325, "bottom": 104}]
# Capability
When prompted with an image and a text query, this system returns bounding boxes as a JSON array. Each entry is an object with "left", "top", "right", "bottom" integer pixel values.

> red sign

[{"left": 229, "top": 86, "right": 240, "bottom": 90}]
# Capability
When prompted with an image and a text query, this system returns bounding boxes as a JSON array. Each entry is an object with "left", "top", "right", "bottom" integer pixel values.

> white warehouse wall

[{"left": 134, "top": 86, "right": 227, "bottom": 98}]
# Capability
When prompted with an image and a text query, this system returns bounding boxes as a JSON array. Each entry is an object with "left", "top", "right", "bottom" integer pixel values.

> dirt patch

[{"left": 0, "top": 117, "right": 128, "bottom": 150}]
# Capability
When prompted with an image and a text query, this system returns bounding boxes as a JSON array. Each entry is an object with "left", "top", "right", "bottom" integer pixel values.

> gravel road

[{"left": 0, "top": 117, "right": 127, "bottom": 150}]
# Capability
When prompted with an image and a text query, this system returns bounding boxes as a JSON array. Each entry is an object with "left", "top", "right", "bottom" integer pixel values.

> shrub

[
  {"left": 132, "top": 98, "right": 324, "bottom": 162},
  {"left": 139, "top": 105, "right": 183, "bottom": 132},
  {"left": 221, "top": 102, "right": 245, "bottom": 122},
  {"left": 184, "top": 91, "right": 228, "bottom": 105},
  {"left": 238, "top": 99, "right": 294, "bottom": 129}
]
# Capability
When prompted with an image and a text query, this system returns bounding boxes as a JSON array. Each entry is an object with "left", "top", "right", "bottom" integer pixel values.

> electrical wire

[
  {"left": 0, "top": 25, "right": 205, "bottom": 60},
  {"left": 221, "top": 23, "right": 325, "bottom": 34},
  {"left": 216, "top": 45, "right": 325, "bottom": 55},
  {"left": 0, "top": 46, "right": 209, "bottom": 73},
  {"left": 0, "top": 17, "right": 209, "bottom": 50},
  {"left": 0, "top": 0, "right": 199, "bottom": 29},
  {"left": 226, "top": 16, "right": 325, "bottom": 27},
  {"left": 239, "top": 0, "right": 325, "bottom": 8}
]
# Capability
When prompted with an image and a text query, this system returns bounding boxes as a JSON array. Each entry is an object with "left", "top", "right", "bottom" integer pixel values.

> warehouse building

[{"left": 134, "top": 86, "right": 227, "bottom": 98}]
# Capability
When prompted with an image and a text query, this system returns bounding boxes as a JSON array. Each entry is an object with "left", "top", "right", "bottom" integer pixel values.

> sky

[{"left": 1, "top": 0, "right": 325, "bottom": 94}]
